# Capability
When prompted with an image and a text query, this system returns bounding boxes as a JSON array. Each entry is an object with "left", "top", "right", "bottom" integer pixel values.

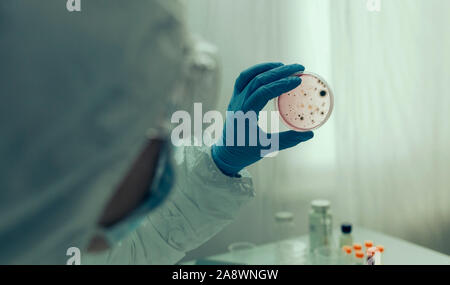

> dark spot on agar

[
  {"left": 300, "top": 116, "right": 304, "bottom": 120},
  {"left": 320, "top": 90, "right": 327, "bottom": 97},
  {"left": 321, "top": 111, "right": 324, "bottom": 115}
]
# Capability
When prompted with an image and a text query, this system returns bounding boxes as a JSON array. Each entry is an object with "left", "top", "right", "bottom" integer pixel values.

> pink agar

[{"left": 277, "top": 72, "right": 333, "bottom": 131}]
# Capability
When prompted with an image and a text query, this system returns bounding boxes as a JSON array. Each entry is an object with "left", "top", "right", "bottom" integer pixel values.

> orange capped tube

[
  {"left": 376, "top": 245, "right": 384, "bottom": 253},
  {"left": 355, "top": 250, "right": 364, "bottom": 259},
  {"left": 364, "top": 240, "right": 373, "bottom": 248},
  {"left": 353, "top": 243, "right": 362, "bottom": 251},
  {"left": 342, "top": 245, "right": 352, "bottom": 254},
  {"left": 354, "top": 250, "right": 365, "bottom": 265}
]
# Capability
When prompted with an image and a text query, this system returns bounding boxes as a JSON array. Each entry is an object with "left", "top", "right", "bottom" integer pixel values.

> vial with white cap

[
  {"left": 308, "top": 200, "right": 333, "bottom": 254},
  {"left": 274, "top": 211, "right": 307, "bottom": 265},
  {"left": 275, "top": 211, "right": 296, "bottom": 241}
]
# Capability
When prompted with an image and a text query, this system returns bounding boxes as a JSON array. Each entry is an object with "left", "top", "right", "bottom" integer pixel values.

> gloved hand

[{"left": 211, "top": 62, "right": 314, "bottom": 176}]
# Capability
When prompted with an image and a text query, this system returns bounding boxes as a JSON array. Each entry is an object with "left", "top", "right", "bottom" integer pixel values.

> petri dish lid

[
  {"left": 227, "top": 242, "right": 256, "bottom": 252},
  {"left": 274, "top": 211, "right": 294, "bottom": 222},
  {"left": 275, "top": 71, "right": 334, "bottom": 132}
]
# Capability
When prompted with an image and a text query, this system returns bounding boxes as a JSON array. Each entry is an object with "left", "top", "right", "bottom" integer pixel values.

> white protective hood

[{"left": 0, "top": 0, "right": 190, "bottom": 264}]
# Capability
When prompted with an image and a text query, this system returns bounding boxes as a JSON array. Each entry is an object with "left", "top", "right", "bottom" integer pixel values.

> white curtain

[{"left": 183, "top": 0, "right": 450, "bottom": 260}]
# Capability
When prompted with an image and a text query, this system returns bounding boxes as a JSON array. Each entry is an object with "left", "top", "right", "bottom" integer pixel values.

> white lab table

[{"left": 184, "top": 228, "right": 450, "bottom": 265}]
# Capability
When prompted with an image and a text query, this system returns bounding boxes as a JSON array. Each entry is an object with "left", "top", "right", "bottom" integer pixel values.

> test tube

[
  {"left": 342, "top": 246, "right": 353, "bottom": 265},
  {"left": 376, "top": 245, "right": 384, "bottom": 253},
  {"left": 375, "top": 245, "right": 384, "bottom": 265},
  {"left": 366, "top": 247, "right": 378, "bottom": 265},
  {"left": 354, "top": 250, "right": 365, "bottom": 265}
]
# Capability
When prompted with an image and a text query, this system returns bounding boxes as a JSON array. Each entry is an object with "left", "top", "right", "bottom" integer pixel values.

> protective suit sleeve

[{"left": 84, "top": 145, "right": 254, "bottom": 264}]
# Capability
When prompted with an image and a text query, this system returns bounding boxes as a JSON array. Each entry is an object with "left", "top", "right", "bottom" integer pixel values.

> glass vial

[
  {"left": 274, "top": 211, "right": 306, "bottom": 265},
  {"left": 339, "top": 223, "right": 353, "bottom": 249},
  {"left": 309, "top": 200, "right": 333, "bottom": 254}
]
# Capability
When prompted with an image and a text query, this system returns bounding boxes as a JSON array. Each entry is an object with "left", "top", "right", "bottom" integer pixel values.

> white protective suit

[{"left": 0, "top": 0, "right": 254, "bottom": 265}]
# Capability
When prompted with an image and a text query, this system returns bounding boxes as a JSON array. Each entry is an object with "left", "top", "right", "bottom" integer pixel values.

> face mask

[{"left": 100, "top": 131, "right": 176, "bottom": 246}]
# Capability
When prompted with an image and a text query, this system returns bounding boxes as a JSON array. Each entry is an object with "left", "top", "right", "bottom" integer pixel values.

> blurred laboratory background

[{"left": 181, "top": 0, "right": 450, "bottom": 261}]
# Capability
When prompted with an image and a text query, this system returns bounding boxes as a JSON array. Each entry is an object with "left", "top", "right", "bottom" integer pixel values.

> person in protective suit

[{"left": 0, "top": 0, "right": 313, "bottom": 264}]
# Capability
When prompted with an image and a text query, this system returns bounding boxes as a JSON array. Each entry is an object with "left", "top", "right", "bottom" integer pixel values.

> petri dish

[
  {"left": 275, "top": 72, "right": 334, "bottom": 132},
  {"left": 227, "top": 242, "right": 256, "bottom": 252},
  {"left": 312, "top": 246, "right": 346, "bottom": 265}
]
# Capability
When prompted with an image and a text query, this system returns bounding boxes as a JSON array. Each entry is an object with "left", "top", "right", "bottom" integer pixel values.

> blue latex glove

[{"left": 211, "top": 62, "right": 314, "bottom": 176}]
